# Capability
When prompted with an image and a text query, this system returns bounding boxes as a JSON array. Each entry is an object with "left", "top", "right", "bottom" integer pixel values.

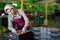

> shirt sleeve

[
  {"left": 8, "top": 15, "right": 13, "bottom": 30},
  {"left": 18, "top": 9, "right": 30, "bottom": 27}
]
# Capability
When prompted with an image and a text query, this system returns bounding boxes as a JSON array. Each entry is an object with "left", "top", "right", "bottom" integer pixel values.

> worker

[{"left": 4, "top": 4, "right": 30, "bottom": 34}]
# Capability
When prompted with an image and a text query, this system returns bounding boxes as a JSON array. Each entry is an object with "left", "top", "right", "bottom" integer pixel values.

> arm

[
  {"left": 8, "top": 15, "right": 17, "bottom": 34},
  {"left": 8, "top": 15, "right": 13, "bottom": 30},
  {"left": 18, "top": 9, "right": 30, "bottom": 28}
]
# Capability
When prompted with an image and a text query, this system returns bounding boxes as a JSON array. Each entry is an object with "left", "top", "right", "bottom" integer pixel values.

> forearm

[
  {"left": 8, "top": 26, "right": 14, "bottom": 30},
  {"left": 24, "top": 21, "right": 29, "bottom": 27}
]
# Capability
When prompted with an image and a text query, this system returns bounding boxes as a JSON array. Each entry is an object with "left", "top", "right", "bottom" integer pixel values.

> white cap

[{"left": 4, "top": 4, "right": 14, "bottom": 12}]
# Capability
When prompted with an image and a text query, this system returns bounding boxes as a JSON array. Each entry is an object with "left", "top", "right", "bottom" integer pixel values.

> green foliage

[{"left": 27, "top": 0, "right": 33, "bottom": 4}]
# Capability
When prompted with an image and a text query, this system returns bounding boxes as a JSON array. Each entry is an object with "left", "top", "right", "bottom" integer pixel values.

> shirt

[{"left": 8, "top": 9, "right": 29, "bottom": 30}]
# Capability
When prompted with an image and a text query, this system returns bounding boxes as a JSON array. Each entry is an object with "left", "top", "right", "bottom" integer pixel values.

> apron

[{"left": 12, "top": 12, "right": 25, "bottom": 30}]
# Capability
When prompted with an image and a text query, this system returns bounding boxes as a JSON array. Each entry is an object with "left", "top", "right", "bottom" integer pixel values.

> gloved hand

[
  {"left": 22, "top": 27, "right": 27, "bottom": 33},
  {"left": 11, "top": 28, "right": 17, "bottom": 34}
]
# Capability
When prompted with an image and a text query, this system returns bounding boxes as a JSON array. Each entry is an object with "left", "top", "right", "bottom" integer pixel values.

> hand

[
  {"left": 22, "top": 27, "right": 27, "bottom": 34},
  {"left": 11, "top": 28, "right": 17, "bottom": 34}
]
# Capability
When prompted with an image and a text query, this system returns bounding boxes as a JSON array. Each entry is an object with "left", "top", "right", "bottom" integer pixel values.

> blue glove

[
  {"left": 22, "top": 27, "right": 26, "bottom": 33},
  {"left": 11, "top": 28, "right": 17, "bottom": 34}
]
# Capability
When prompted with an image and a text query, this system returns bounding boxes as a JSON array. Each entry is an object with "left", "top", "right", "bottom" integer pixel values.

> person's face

[{"left": 6, "top": 8, "right": 15, "bottom": 15}]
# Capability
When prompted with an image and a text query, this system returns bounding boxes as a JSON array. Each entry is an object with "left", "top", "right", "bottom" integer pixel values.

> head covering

[{"left": 4, "top": 4, "right": 14, "bottom": 12}]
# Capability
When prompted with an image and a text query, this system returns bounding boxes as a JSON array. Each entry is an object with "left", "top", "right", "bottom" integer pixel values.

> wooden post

[
  {"left": 44, "top": 0, "right": 48, "bottom": 25},
  {"left": 21, "top": 0, "right": 23, "bottom": 10}
]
